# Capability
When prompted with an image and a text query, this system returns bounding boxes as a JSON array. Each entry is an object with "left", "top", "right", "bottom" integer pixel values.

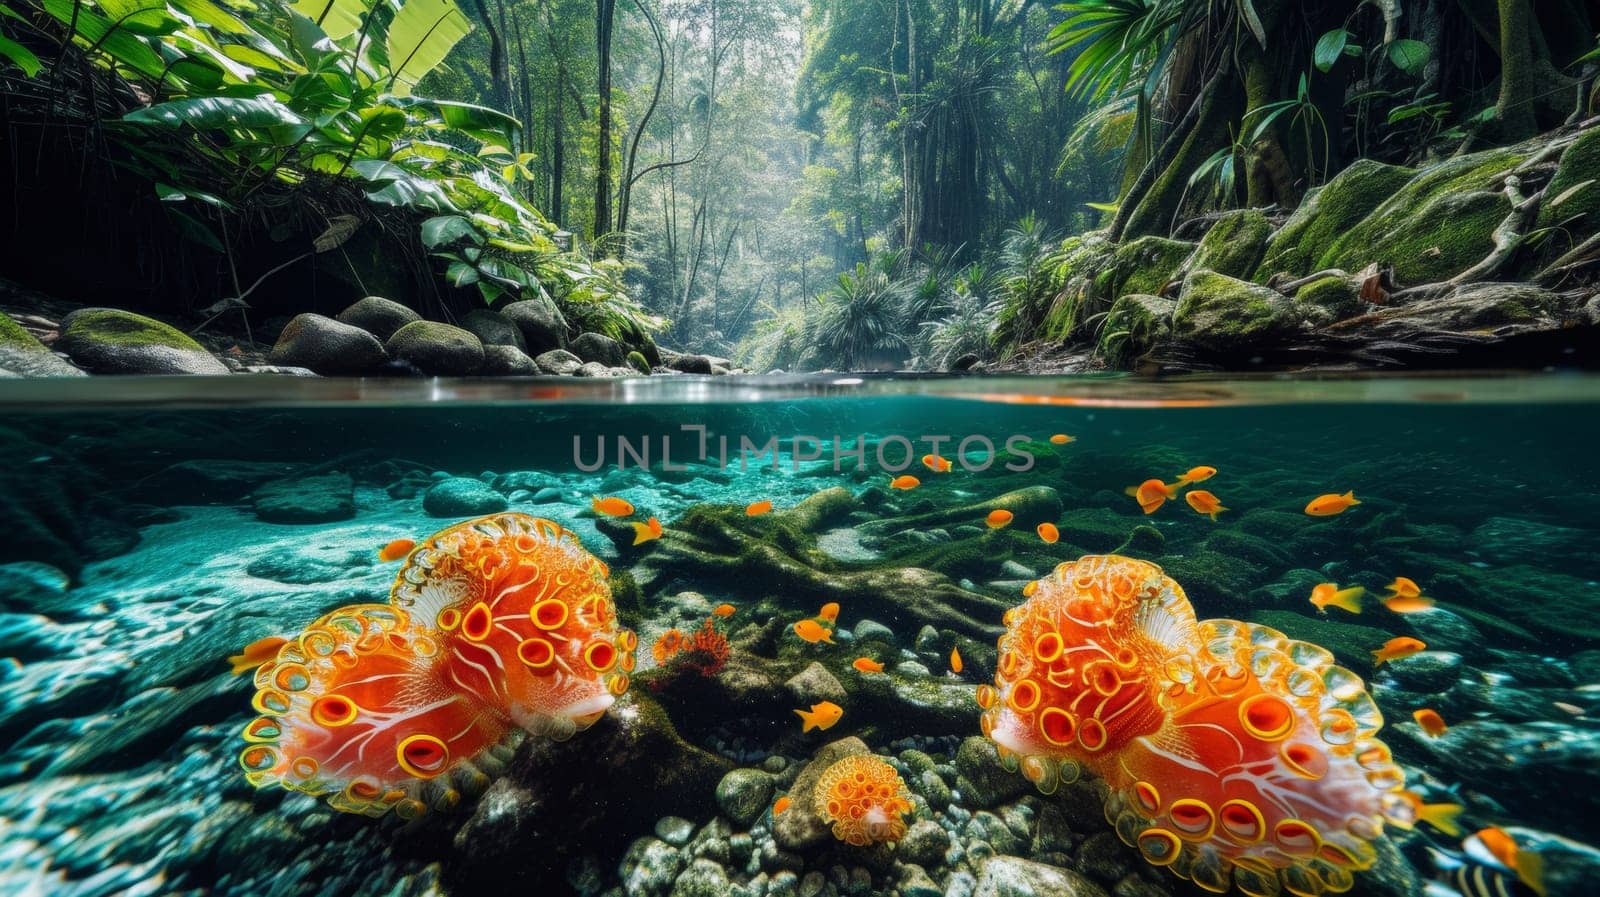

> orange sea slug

[
  {"left": 978, "top": 555, "right": 1416, "bottom": 896},
  {"left": 814, "top": 754, "right": 914, "bottom": 846},
  {"left": 239, "top": 514, "right": 635, "bottom": 819}
]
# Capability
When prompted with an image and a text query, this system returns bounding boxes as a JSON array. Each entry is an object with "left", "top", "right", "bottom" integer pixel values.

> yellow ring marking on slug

[
  {"left": 238, "top": 745, "right": 278, "bottom": 773},
  {"left": 289, "top": 756, "right": 319, "bottom": 781},
  {"left": 437, "top": 607, "right": 462, "bottom": 631},
  {"left": 608, "top": 673, "right": 630, "bottom": 695},
  {"left": 461, "top": 602, "right": 494, "bottom": 642},
  {"left": 1273, "top": 819, "right": 1321, "bottom": 855},
  {"left": 531, "top": 598, "right": 569, "bottom": 630},
  {"left": 584, "top": 640, "right": 618, "bottom": 673},
  {"left": 1281, "top": 742, "right": 1328, "bottom": 780},
  {"left": 1007, "top": 679, "right": 1041, "bottom": 713},
  {"left": 311, "top": 694, "right": 359, "bottom": 728},
  {"left": 396, "top": 734, "right": 450, "bottom": 779},
  {"left": 517, "top": 637, "right": 555, "bottom": 669},
  {"left": 242, "top": 717, "right": 281, "bottom": 742},
  {"left": 1168, "top": 799, "right": 1215, "bottom": 840},
  {"left": 975, "top": 685, "right": 997, "bottom": 709},
  {"left": 1038, "top": 707, "right": 1076, "bottom": 746},
  {"left": 1133, "top": 781, "right": 1161, "bottom": 815},
  {"left": 1239, "top": 693, "right": 1295, "bottom": 742},
  {"left": 1218, "top": 799, "right": 1265, "bottom": 843},
  {"left": 1136, "top": 828, "right": 1183, "bottom": 866},
  {"left": 1077, "top": 717, "right": 1108, "bottom": 752},
  {"left": 1033, "top": 632, "right": 1063, "bottom": 663}
]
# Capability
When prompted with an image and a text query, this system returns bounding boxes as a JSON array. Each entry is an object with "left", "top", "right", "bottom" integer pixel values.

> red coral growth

[{"left": 653, "top": 617, "right": 730, "bottom": 677}]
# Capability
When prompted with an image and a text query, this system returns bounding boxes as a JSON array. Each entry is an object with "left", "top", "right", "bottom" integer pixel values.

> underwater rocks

[
  {"left": 251, "top": 472, "right": 356, "bottom": 523},
  {"left": 774, "top": 737, "right": 869, "bottom": 850},
  {"left": 972, "top": 856, "right": 1106, "bottom": 897},
  {"left": 267, "top": 313, "right": 389, "bottom": 375},
  {"left": 422, "top": 477, "right": 509, "bottom": 517},
  {"left": 133, "top": 459, "right": 305, "bottom": 504},
  {"left": 716, "top": 769, "right": 775, "bottom": 828},
  {"left": 56, "top": 308, "right": 230, "bottom": 375},
  {"left": 0, "top": 427, "right": 138, "bottom": 575}
]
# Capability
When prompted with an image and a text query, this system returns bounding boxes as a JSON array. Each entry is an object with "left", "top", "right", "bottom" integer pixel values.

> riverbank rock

[
  {"left": 502, "top": 297, "right": 567, "bottom": 354},
  {"left": 335, "top": 296, "right": 420, "bottom": 340},
  {"left": 267, "top": 313, "right": 387, "bottom": 374},
  {"left": 1171, "top": 270, "right": 1309, "bottom": 352},
  {"left": 1185, "top": 208, "right": 1272, "bottom": 279},
  {"left": 56, "top": 308, "right": 229, "bottom": 375},
  {"left": 535, "top": 349, "right": 584, "bottom": 375},
  {"left": 572, "top": 332, "right": 627, "bottom": 367},
  {"left": 1094, "top": 294, "right": 1174, "bottom": 367},
  {"left": 385, "top": 320, "right": 485, "bottom": 375},
  {"left": 1351, "top": 282, "right": 1577, "bottom": 337},
  {"left": 480, "top": 344, "right": 540, "bottom": 375},
  {"left": 461, "top": 309, "right": 526, "bottom": 350},
  {"left": 1256, "top": 159, "right": 1417, "bottom": 279},
  {"left": 0, "top": 312, "right": 83, "bottom": 377}
]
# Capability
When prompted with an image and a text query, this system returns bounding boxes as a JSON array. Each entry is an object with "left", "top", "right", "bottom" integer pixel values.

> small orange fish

[
  {"left": 631, "top": 516, "right": 663, "bottom": 545},
  {"left": 592, "top": 496, "right": 635, "bottom": 516},
  {"left": 1124, "top": 478, "right": 1179, "bottom": 514},
  {"left": 817, "top": 602, "right": 840, "bottom": 624},
  {"left": 1036, "top": 522, "right": 1059, "bottom": 543},
  {"left": 1385, "top": 576, "right": 1422, "bottom": 599},
  {"left": 889, "top": 475, "right": 921, "bottom": 490},
  {"left": 1413, "top": 708, "right": 1448, "bottom": 737},
  {"left": 985, "top": 509, "right": 1013, "bottom": 529},
  {"left": 228, "top": 635, "right": 288, "bottom": 675},
  {"left": 773, "top": 796, "right": 792, "bottom": 815},
  {"left": 794, "top": 619, "right": 834, "bottom": 644},
  {"left": 853, "top": 657, "right": 884, "bottom": 673},
  {"left": 1384, "top": 595, "right": 1435, "bottom": 613},
  {"left": 950, "top": 646, "right": 963, "bottom": 674},
  {"left": 1373, "top": 636, "right": 1426, "bottom": 665},
  {"left": 745, "top": 500, "right": 774, "bottom": 516},
  {"left": 1309, "top": 583, "right": 1365, "bottom": 615},
  {"left": 794, "top": 700, "right": 843, "bottom": 732},
  {"left": 378, "top": 538, "right": 415, "bottom": 562},
  {"left": 1305, "top": 491, "right": 1360, "bottom": 516},
  {"left": 712, "top": 603, "right": 736, "bottom": 617},
  {"left": 1177, "top": 465, "right": 1217, "bottom": 484},
  {"left": 1184, "top": 490, "right": 1227, "bottom": 521},
  {"left": 1048, "top": 434, "right": 1074, "bottom": 445},
  {"left": 921, "top": 454, "right": 953, "bottom": 473}
]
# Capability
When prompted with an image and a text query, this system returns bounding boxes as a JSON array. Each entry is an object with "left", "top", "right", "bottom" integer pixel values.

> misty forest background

[{"left": 2, "top": 0, "right": 1595, "bottom": 371}]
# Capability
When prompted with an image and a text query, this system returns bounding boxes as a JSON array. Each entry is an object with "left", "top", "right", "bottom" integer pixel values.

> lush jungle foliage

[{"left": 2, "top": 0, "right": 1594, "bottom": 369}]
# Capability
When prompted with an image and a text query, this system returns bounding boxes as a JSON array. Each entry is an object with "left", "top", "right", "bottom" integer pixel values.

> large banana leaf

[
  {"left": 290, "top": 0, "right": 369, "bottom": 41},
  {"left": 125, "top": 94, "right": 308, "bottom": 129},
  {"left": 386, "top": 96, "right": 518, "bottom": 146},
  {"left": 385, "top": 0, "right": 470, "bottom": 96},
  {"left": 40, "top": 0, "right": 167, "bottom": 79}
]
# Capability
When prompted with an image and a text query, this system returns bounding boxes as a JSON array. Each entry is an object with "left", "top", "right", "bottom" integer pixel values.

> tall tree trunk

[
  {"left": 1490, "top": 0, "right": 1537, "bottom": 140},
  {"left": 593, "top": 0, "right": 617, "bottom": 246},
  {"left": 1119, "top": 56, "right": 1238, "bottom": 239},
  {"left": 467, "top": 0, "right": 509, "bottom": 111},
  {"left": 616, "top": 0, "right": 667, "bottom": 260},
  {"left": 551, "top": 64, "right": 566, "bottom": 223}
]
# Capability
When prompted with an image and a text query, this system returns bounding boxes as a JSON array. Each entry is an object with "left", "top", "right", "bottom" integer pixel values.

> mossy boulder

[
  {"left": 625, "top": 350, "right": 651, "bottom": 374},
  {"left": 1095, "top": 293, "right": 1175, "bottom": 368},
  {"left": 335, "top": 296, "right": 420, "bottom": 341},
  {"left": 1359, "top": 282, "right": 1574, "bottom": 335},
  {"left": 1170, "top": 270, "right": 1310, "bottom": 352},
  {"left": 1536, "top": 128, "right": 1600, "bottom": 240},
  {"left": 56, "top": 308, "right": 228, "bottom": 375},
  {"left": 1038, "top": 233, "right": 1118, "bottom": 340},
  {"left": 1256, "top": 159, "right": 1416, "bottom": 279},
  {"left": 0, "top": 313, "right": 83, "bottom": 377},
  {"left": 1294, "top": 274, "right": 1363, "bottom": 321},
  {"left": 1318, "top": 146, "right": 1526, "bottom": 285},
  {"left": 1100, "top": 235, "right": 1194, "bottom": 298},
  {"left": 460, "top": 309, "right": 526, "bottom": 350},
  {"left": 384, "top": 320, "right": 485, "bottom": 375},
  {"left": 268, "top": 313, "right": 387, "bottom": 374},
  {"left": 1187, "top": 209, "right": 1272, "bottom": 279},
  {"left": 501, "top": 297, "right": 567, "bottom": 355}
]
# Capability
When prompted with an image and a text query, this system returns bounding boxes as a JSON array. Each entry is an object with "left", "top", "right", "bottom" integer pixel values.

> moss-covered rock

[
  {"left": 1094, "top": 293, "right": 1175, "bottom": 368},
  {"left": 1359, "top": 282, "right": 1574, "bottom": 334},
  {"left": 1101, "top": 235, "right": 1194, "bottom": 298},
  {"left": 1170, "top": 269, "right": 1309, "bottom": 352},
  {"left": 1187, "top": 208, "right": 1272, "bottom": 279},
  {"left": 0, "top": 313, "right": 84, "bottom": 377},
  {"left": 1037, "top": 233, "right": 1118, "bottom": 341},
  {"left": 384, "top": 320, "right": 485, "bottom": 375},
  {"left": 1293, "top": 274, "right": 1363, "bottom": 321},
  {"left": 56, "top": 308, "right": 228, "bottom": 375},
  {"left": 1319, "top": 146, "right": 1526, "bottom": 284},
  {"left": 625, "top": 350, "right": 651, "bottom": 374},
  {"left": 1536, "top": 128, "right": 1600, "bottom": 239},
  {"left": 1256, "top": 159, "right": 1416, "bottom": 279}
]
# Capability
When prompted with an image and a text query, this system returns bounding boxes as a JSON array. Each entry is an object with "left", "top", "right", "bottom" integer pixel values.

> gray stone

[
  {"left": 571, "top": 331, "right": 627, "bottom": 366},
  {"left": 575, "top": 361, "right": 624, "bottom": 377},
  {"left": 1171, "top": 270, "right": 1309, "bottom": 353},
  {"left": 385, "top": 320, "right": 485, "bottom": 376},
  {"left": 461, "top": 309, "right": 526, "bottom": 350},
  {"left": 480, "top": 343, "right": 540, "bottom": 375},
  {"left": 954, "top": 737, "right": 1029, "bottom": 809},
  {"left": 1383, "top": 650, "right": 1462, "bottom": 693},
  {"left": 785, "top": 662, "right": 847, "bottom": 705},
  {"left": 670, "top": 859, "right": 730, "bottom": 897},
  {"left": 773, "top": 737, "right": 868, "bottom": 850},
  {"left": 898, "top": 820, "right": 950, "bottom": 867},
  {"left": 252, "top": 473, "right": 355, "bottom": 524},
  {"left": 852, "top": 619, "right": 895, "bottom": 643},
  {"left": 621, "top": 837, "right": 684, "bottom": 897},
  {"left": 536, "top": 349, "right": 584, "bottom": 375},
  {"left": 0, "top": 313, "right": 84, "bottom": 376},
  {"left": 135, "top": 459, "right": 302, "bottom": 504},
  {"left": 336, "top": 296, "right": 420, "bottom": 340},
  {"left": 502, "top": 297, "right": 567, "bottom": 354},
  {"left": 56, "top": 308, "right": 229, "bottom": 375},
  {"left": 667, "top": 353, "right": 715, "bottom": 374},
  {"left": 715, "top": 769, "right": 774, "bottom": 828},
  {"left": 896, "top": 864, "right": 941, "bottom": 897},
  {"left": 267, "top": 313, "right": 387, "bottom": 374},
  {"left": 423, "top": 477, "right": 508, "bottom": 518},
  {"left": 973, "top": 856, "right": 1108, "bottom": 897},
  {"left": 656, "top": 816, "right": 696, "bottom": 847}
]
